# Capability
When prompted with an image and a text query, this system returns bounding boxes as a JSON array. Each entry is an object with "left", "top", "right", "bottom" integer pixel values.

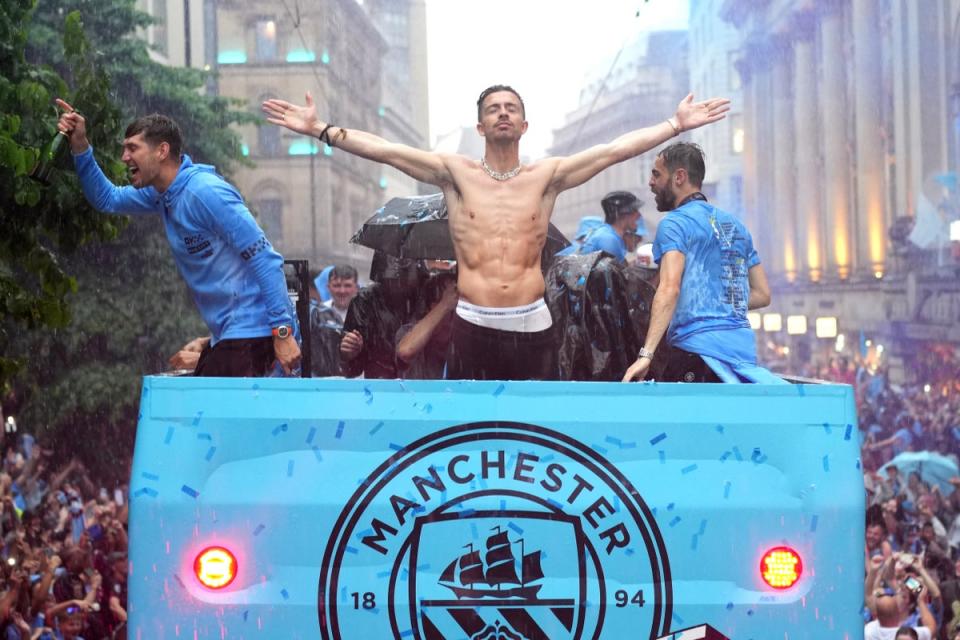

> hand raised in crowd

[
  {"left": 53, "top": 98, "right": 89, "bottom": 154},
  {"left": 340, "top": 330, "right": 364, "bottom": 361}
]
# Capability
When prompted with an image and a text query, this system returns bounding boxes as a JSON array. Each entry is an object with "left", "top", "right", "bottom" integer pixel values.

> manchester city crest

[{"left": 318, "top": 422, "right": 673, "bottom": 639}]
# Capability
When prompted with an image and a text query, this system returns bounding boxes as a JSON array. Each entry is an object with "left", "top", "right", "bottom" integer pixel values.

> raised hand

[
  {"left": 54, "top": 98, "right": 90, "bottom": 154},
  {"left": 262, "top": 92, "right": 319, "bottom": 137},
  {"left": 674, "top": 94, "right": 731, "bottom": 132}
]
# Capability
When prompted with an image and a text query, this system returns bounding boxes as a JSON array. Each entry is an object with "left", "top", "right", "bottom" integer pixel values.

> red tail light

[
  {"left": 194, "top": 546, "right": 237, "bottom": 589},
  {"left": 760, "top": 546, "right": 802, "bottom": 589}
]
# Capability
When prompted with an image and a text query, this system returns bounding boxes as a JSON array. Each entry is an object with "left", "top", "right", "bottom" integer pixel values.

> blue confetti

[
  {"left": 335, "top": 421, "right": 345, "bottom": 439},
  {"left": 667, "top": 502, "right": 675, "bottom": 511},
  {"left": 492, "top": 383, "right": 506, "bottom": 397},
  {"left": 272, "top": 423, "right": 288, "bottom": 436},
  {"left": 669, "top": 516, "right": 681, "bottom": 527},
  {"left": 400, "top": 630, "right": 413, "bottom": 637},
  {"left": 591, "top": 444, "right": 609, "bottom": 454},
  {"left": 823, "top": 422, "right": 832, "bottom": 435},
  {"left": 508, "top": 522, "right": 524, "bottom": 535},
  {"left": 133, "top": 487, "right": 158, "bottom": 498},
  {"left": 287, "top": 460, "right": 295, "bottom": 477},
  {"left": 844, "top": 424, "right": 853, "bottom": 441},
  {"left": 389, "top": 443, "right": 403, "bottom": 451},
  {"left": 658, "top": 450, "right": 666, "bottom": 464},
  {"left": 719, "top": 451, "right": 731, "bottom": 462},
  {"left": 345, "top": 546, "right": 359, "bottom": 555},
  {"left": 369, "top": 421, "right": 385, "bottom": 435},
  {"left": 681, "top": 464, "right": 698, "bottom": 475},
  {"left": 605, "top": 436, "right": 622, "bottom": 447},
  {"left": 672, "top": 611, "right": 685, "bottom": 625},
  {"left": 243, "top": 610, "right": 249, "bottom": 621},
  {"left": 723, "top": 481, "right": 732, "bottom": 499},
  {"left": 822, "top": 455, "right": 830, "bottom": 472},
  {"left": 797, "top": 385, "right": 806, "bottom": 396},
  {"left": 420, "top": 403, "right": 433, "bottom": 414},
  {"left": 732, "top": 446, "right": 743, "bottom": 461},
  {"left": 180, "top": 485, "right": 199, "bottom": 498},
  {"left": 280, "top": 588, "right": 289, "bottom": 600},
  {"left": 649, "top": 432, "right": 667, "bottom": 446},
  {"left": 192, "top": 411, "right": 204, "bottom": 426},
  {"left": 691, "top": 534, "right": 699, "bottom": 550},
  {"left": 726, "top": 602, "right": 734, "bottom": 610},
  {"left": 196, "top": 433, "right": 212, "bottom": 441},
  {"left": 698, "top": 519, "right": 707, "bottom": 535},
  {"left": 204, "top": 447, "right": 216, "bottom": 461},
  {"left": 141, "top": 472, "right": 159, "bottom": 481},
  {"left": 715, "top": 424, "right": 725, "bottom": 434},
  {"left": 306, "top": 427, "right": 317, "bottom": 444},
  {"left": 810, "top": 515, "right": 819, "bottom": 532},
  {"left": 253, "top": 524, "right": 265, "bottom": 536},
  {"left": 312, "top": 446, "right": 323, "bottom": 462},
  {"left": 163, "top": 427, "right": 174, "bottom": 445},
  {"left": 364, "top": 386, "right": 374, "bottom": 405}
]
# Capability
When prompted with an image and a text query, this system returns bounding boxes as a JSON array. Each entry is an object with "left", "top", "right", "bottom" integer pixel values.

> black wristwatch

[{"left": 272, "top": 325, "right": 292, "bottom": 340}]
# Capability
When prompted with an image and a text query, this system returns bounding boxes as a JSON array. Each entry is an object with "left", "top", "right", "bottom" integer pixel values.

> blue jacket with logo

[{"left": 73, "top": 147, "right": 292, "bottom": 344}]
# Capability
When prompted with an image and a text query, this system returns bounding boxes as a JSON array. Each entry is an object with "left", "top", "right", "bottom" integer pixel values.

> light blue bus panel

[{"left": 128, "top": 378, "right": 863, "bottom": 640}]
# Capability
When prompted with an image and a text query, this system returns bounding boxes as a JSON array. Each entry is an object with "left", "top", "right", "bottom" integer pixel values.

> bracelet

[
  {"left": 638, "top": 347, "right": 655, "bottom": 360},
  {"left": 667, "top": 117, "right": 681, "bottom": 136},
  {"left": 318, "top": 123, "right": 335, "bottom": 145}
]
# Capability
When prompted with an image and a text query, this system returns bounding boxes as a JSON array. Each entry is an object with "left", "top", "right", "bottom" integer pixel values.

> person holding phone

[{"left": 865, "top": 590, "right": 936, "bottom": 640}]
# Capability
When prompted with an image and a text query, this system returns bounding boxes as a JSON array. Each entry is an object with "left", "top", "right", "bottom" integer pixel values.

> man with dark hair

[
  {"left": 309, "top": 264, "right": 358, "bottom": 376},
  {"left": 56, "top": 99, "right": 300, "bottom": 377},
  {"left": 623, "top": 142, "right": 775, "bottom": 383},
  {"left": 578, "top": 190, "right": 646, "bottom": 262},
  {"left": 264, "top": 88, "right": 728, "bottom": 380}
]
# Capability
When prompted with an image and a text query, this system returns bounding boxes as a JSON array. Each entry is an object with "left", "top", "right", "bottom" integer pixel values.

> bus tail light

[
  {"left": 194, "top": 546, "right": 237, "bottom": 589},
  {"left": 760, "top": 546, "right": 802, "bottom": 589}
]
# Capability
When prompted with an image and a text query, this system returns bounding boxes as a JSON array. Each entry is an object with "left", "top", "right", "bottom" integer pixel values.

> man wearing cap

[
  {"left": 264, "top": 87, "right": 728, "bottom": 380},
  {"left": 623, "top": 142, "right": 777, "bottom": 384},
  {"left": 578, "top": 191, "right": 646, "bottom": 263}
]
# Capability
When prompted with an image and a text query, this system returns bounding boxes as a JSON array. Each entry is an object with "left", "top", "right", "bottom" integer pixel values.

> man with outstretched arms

[
  {"left": 56, "top": 99, "right": 301, "bottom": 377},
  {"left": 263, "top": 86, "right": 728, "bottom": 380}
]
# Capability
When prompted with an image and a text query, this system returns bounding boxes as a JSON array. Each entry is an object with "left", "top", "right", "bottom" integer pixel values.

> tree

[{"left": 2, "top": 0, "right": 254, "bottom": 476}]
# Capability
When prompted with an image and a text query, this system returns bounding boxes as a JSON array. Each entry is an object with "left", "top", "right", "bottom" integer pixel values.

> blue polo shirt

[{"left": 579, "top": 224, "right": 627, "bottom": 262}]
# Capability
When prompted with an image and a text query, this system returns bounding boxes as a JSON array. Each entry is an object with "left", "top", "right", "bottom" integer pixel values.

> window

[
  {"left": 151, "top": 0, "right": 168, "bottom": 57},
  {"left": 255, "top": 19, "right": 278, "bottom": 62}
]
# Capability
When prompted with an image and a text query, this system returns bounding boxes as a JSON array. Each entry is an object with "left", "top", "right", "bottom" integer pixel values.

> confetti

[
  {"left": 681, "top": 464, "right": 698, "bottom": 475},
  {"left": 822, "top": 455, "right": 830, "bottom": 472},
  {"left": 191, "top": 411, "right": 204, "bottom": 427},
  {"left": 810, "top": 515, "right": 819, "bottom": 532},
  {"left": 649, "top": 432, "right": 667, "bottom": 446},
  {"left": 141, "top": 472, "right": 159, "bottom": 481},
  {"left": 335, "top": 421, "right": 345, "bottom": 439},
  {"left": 287, "top": 460, "right": 295, "bottom": 477},
  {"left": 271, "top": 423, "right": 288, "bottom": 436},
  {"left": 369, "top": 421, "right": 385, "bottom": 435},
  {"left": 253, "top": 524, "right": 265, "bottom": 536},
  {"left": 844, "top": 424, "right": 853, "bottom": 441},
  {"left": 196, "top": 433, "right": 212, "bottom": 441},
  {"left": 133, "top": 488, "right": 158, "bottom": 498},
  {"left": 180, "top": 485, "right": 199, "bottom": 498},
  {"left": 204, "top": 447, "right": 216, "bottom": 461},
  {"left": 306, "top": 427, "right": 317, "bottom": 444},
  {"left": 492, "top": 383, "right": 506, "bottom": 397},
  {"left": 163, "top": 427, "right": 174, "bottom": 445}
]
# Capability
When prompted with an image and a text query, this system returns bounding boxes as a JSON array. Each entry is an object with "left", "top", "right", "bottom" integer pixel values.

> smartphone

[{"left": 905, "top": 576, "right": 923, "bottom": 596}]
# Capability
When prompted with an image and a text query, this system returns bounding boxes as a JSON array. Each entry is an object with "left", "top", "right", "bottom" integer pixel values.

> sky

[{"left": 424, "top": 0, "right": 689, "bottom": 159}]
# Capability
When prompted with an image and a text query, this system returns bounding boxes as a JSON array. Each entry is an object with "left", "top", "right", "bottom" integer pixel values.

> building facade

[
  {"left": 688, "top": 0, "right": 745, "bottom": 217},
  {"left": 719, "top": 0, "right": 960, "bottom": 378},
  {"left": 213, "top": 0, "right": 430, "bottom": 271},
  {"left": 548, "top": 31, "right": 689, "bottom": 240}
]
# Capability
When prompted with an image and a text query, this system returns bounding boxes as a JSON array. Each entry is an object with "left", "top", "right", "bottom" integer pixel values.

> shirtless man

[{"left": 263, "top": 86, "right": 728, "bottom": 379}]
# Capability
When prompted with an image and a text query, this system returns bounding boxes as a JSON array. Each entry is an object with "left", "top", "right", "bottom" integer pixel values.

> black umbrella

[{"left": 350, "top": 193, "right": 570, "bottom": 261}]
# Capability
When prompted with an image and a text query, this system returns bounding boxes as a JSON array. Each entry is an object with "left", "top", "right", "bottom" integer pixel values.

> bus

[{"left": 127, "top": 377, "right": 862, "bottom": 639}]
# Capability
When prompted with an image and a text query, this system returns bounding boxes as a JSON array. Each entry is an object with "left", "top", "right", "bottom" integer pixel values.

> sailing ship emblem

[
  {"left": 439, "top": 527, "right": 545, "bottom": 601},
  {"left": 411, "top": 511, "right": 585, "bottom": 640}
]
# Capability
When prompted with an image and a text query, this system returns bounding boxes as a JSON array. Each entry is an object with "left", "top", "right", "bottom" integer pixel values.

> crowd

[
  {"left": 814, "top": 356, "right": 960, "bottom": 640},
  {"left": 0, "top": 422, "right": 128, "bottom": 640}
]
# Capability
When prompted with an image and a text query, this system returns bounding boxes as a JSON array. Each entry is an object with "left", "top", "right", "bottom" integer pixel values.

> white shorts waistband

[{"left": 456, "top": 298, "right": 552, "bottom": 332}]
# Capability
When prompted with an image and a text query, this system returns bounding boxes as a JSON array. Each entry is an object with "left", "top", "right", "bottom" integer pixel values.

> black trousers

[
  {"left": 656, "top": 347, "right": 722, "bottom": 383},
  {"left": 446, "top": 315, "right": 558, "bottom": 381},
  {"left": 194, "top": 337, "right": 275, "bottom": 377}
]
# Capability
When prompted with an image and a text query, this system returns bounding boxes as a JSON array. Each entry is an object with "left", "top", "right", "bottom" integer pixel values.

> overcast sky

[{"left": 424, "top": 0, "right": 689, "bottom": 158}]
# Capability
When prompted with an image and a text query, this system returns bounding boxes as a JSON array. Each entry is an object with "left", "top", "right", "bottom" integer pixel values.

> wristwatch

[
  {"left": 272, "top": 325, "right": 292, "bottom": 340},
  {"left": 637, "top": 347, "right": 655, "bottom": 360}
]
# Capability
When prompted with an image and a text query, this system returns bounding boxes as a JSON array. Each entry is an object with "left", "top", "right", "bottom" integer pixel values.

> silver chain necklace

[{"left": 481, "top": 157, "right": 522, "bottom": 181}]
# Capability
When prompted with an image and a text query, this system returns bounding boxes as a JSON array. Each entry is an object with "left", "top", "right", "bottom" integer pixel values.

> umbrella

[
  {"left": 351, "top": 193, "right": 570, "bottom": 260},
  {"left": 881, "top": 451, "right": 960, "bottom": 495}
]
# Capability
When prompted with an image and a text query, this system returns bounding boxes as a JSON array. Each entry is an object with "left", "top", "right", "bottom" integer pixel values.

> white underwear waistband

[{"left": 456, "top": 298, "right": 553, "bottom": 333}]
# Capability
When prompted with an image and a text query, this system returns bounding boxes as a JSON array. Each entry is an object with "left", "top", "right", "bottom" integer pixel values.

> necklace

[{"left": 481, "top": 157, "right": 522, "bottom": 181}]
